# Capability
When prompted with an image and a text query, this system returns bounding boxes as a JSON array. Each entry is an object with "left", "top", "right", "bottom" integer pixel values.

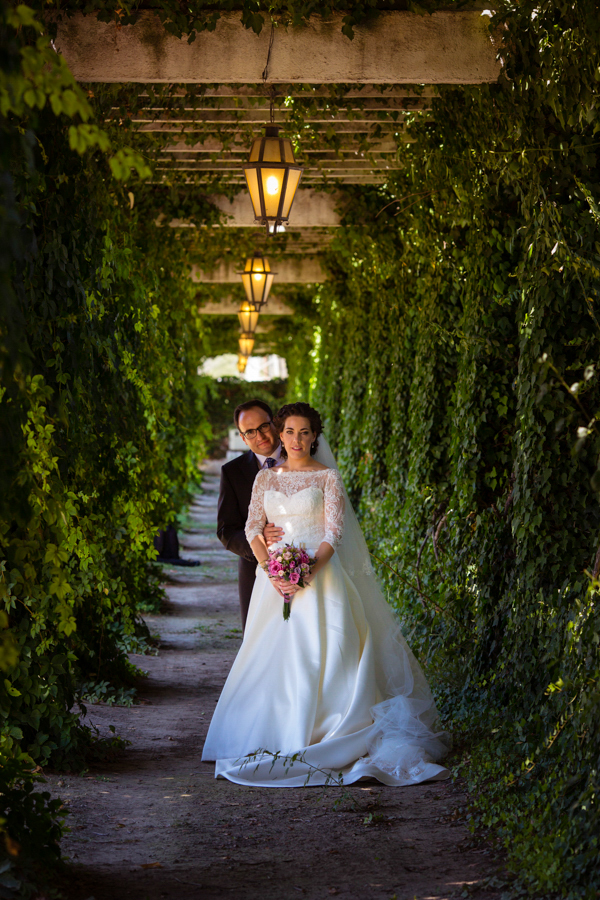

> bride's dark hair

[{"left": 274, "top": 402, "right": 322, "bottom": 458}]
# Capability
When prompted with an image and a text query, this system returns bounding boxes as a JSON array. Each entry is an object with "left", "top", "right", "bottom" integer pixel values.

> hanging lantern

[
  {"left": 238, "top": 300, "right": 260, "bottom": 334},
  {"left": 237, "top": 354, "right": 248, "bottom": 374},
  {"left": 240, "top": 252, "right": 275, "bottom": 310},
  {"left": 239, "top": 332, "right": 255, "bottom": 357},
  {"left": 243, "top": 126, "right": 303, "bottom": 235}
]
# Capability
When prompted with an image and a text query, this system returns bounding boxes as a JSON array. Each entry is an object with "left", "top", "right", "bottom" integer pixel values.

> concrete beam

[
  {"left": 54, "top": 11, "right": 500, "bottom": 84},
  {"left": 210, "top": 191, "right": 342, "bottom": 228},
  {"left": 192, "top": 256, "right": 326, "bottom": 283},
  {"left": 199, "top": 295, "right": 294, "bottom": 315}
]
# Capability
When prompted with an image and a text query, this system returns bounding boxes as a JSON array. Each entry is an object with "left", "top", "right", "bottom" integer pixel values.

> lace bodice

[{"left": 245, "top": 468, "right": 345, "bottom": 551}]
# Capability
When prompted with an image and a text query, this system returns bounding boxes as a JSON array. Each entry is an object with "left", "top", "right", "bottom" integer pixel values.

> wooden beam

[
  {"left": 192, "top": 256, "right": 326, "bottom": 283},
  {"left": 199, "top": 295, "right": 294, "bottom": 315},
  {"left": 54, "top": 11, "right": 500, "bottom": 84}
]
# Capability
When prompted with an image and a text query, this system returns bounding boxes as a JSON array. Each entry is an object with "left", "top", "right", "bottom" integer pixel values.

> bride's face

[{"left": 281, "top": 416, "right": 316, "bottom": 461}]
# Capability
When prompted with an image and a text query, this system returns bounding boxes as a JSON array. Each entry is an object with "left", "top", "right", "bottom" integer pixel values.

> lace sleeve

[
  {"left": 245, "top": 469, "right": 268, "bottom": 545},
  {"left": 323, "top": 470, "right": 345, "bottom": 547}
]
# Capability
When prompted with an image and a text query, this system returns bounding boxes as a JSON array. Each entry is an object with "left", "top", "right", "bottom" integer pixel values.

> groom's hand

[{"left": 263, "top": 522, "right": 285, "bottom": 546}]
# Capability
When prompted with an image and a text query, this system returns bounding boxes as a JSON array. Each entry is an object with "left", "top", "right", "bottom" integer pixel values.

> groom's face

[{"left": 238, "top": 407, "right": 279, "bottom": 456}]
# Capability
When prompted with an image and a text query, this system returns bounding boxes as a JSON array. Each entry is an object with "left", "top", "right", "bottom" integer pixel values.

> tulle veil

[{"left": 314, "top": 435, "right": 451, "bottom": 774}]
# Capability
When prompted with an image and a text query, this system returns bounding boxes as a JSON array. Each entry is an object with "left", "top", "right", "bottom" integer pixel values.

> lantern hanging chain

[
  {"left": 262, "top": 21, "right": 277, "bottom": 124},
  {"left": 262, "top": 21, "right": 275, "bottom": 84}
]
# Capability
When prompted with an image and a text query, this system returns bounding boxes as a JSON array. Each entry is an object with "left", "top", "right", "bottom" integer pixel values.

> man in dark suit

[{"left": 217, "top": 399, "right": 284, "bottom": 629}]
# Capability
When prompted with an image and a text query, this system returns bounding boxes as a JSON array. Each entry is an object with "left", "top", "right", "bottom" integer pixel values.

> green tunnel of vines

[{"left": 2, "top": 1, "right": 600, "bottom": 897}]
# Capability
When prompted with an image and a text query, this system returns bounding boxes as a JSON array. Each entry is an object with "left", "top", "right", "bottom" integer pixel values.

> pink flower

[{"left": 289, "top": 572, "right": 300, "bottom": 584}]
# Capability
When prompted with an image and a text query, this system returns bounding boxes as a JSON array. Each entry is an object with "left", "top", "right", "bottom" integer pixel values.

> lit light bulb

[
  {"left": 266, "top": 176, "right": 280, "bottom": 195},
  {"left": 253, "top": 273, "right": 263, "bottom": 281}
]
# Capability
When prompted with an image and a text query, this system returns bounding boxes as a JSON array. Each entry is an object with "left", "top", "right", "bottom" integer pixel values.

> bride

[{"left": 202, "top": 402, "right": 450, "bottom": 786}]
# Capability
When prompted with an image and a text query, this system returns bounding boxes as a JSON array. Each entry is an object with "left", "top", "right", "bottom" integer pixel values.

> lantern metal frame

[
  {"left": 239, "top": 251, "right": 276, "bottom": 311},
  {"left": 243, "top": 125, "right": 304, "bottom": 236}
]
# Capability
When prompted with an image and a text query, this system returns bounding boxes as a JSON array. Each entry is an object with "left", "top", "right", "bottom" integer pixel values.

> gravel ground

[{"left": 45, "top": 462, "right": 503, "bottom": 900}]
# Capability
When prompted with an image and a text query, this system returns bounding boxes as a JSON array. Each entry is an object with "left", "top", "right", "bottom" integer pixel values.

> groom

[{"left": 217, "top": 399, "right": 284, "bottom": 629}]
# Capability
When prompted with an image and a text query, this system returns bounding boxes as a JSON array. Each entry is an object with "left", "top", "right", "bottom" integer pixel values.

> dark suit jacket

[{"left": 217, "top": 450, "right": 260, "bottom": 562}]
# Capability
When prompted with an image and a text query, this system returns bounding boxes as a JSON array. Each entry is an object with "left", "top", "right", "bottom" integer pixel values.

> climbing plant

[
  {"left": 0, "top": 2, "right": 211, "bottom": 885},
  {"left": 3, "top": 0, "right": 600, "bottom": 897},
  {"left": 290, "top": 3, "right": 600, "bottom": 896}
]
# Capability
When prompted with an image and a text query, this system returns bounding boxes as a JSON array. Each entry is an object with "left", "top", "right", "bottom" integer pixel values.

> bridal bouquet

[{"left": 267, "top": 543, "right": 317, "bottom": 621}]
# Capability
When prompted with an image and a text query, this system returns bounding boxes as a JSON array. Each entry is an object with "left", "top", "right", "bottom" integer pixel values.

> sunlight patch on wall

[{"left": 198, "top": 354, "right": 288, "bottom": 382}]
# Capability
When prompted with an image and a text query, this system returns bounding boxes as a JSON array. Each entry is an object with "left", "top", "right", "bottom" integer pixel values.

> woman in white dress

[{"left": 202, "top": 403, "right": 450, "bottom": 787}]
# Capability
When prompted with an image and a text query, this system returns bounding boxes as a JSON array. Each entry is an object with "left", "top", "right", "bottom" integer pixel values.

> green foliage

[
  {"left": 0, "top": 757, "right": 65, "bottom": 898},
  {"left": 203, "top": 376, "right": 288, "bottom": 456},
  {"left": 47, "top": 0, "right": 466, "bottom": 41},
  {"left": 0, "top": 0, "right": 211, "bottom": 884},
  {"left": 288, "top": 3, "right": 600, "bottom": 895},
  {"left": 2, "top": 0, "right": 600, "bottom": 897}
]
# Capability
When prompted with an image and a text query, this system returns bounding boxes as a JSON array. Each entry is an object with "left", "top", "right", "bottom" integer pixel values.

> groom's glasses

[{"left": 239, "top": 421, "right": 273, "bottom": 440}]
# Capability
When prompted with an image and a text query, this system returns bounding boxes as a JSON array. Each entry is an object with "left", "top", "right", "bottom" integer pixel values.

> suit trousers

[{"left": 238, "top": 557, "right": 256, "bottom": 630}]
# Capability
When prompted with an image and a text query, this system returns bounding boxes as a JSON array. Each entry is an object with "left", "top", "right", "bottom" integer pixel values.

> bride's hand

[{"left": 270, "top": 577, "right": 301, "bottom": 597}]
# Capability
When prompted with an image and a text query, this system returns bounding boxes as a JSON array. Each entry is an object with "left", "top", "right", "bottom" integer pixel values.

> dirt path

[{"left": 51, "top": 464, "right": 502, "bottom": 900}]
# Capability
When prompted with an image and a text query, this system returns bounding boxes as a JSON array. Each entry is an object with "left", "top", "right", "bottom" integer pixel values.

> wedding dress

[{"left": 202, "top": 458, "right": 450, "bottom": 787}]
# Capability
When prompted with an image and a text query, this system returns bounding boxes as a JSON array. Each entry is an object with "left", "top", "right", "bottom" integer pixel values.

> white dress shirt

[{"left": 254, "top": 442, "right": 282, "bottom": 470}]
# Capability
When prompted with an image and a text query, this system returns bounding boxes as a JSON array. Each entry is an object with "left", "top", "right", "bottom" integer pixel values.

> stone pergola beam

[
  {"left": 210, "top": 191, "right": 342, "bottom": 228},
  {"left": 192, "top": 256, "right": 326, "bottom": 284},
  {"left": 199, "top": 295, "right": 294, "bottom": 315},
  {"left": 54, "top": 11, "right": 500, "bottom": 84}
]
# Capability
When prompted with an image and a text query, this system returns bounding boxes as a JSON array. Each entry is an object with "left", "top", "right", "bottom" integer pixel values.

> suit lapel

[
  {"left": 238, "top": 450, "right": 259, "bottom": 517},
  {"left": 244, "top": 449, "right": 260, "bottom": 479}
]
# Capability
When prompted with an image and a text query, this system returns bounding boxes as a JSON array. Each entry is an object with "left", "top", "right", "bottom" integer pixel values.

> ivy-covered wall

[
  {"left": 284, "top": 4, "right": 600, "bottom": 894},
  {"left": 0, "top": 3, "right": 211, "bottom": 881},
  {"left": 3, "top": 0, "right": 600, "bottom": 895}
]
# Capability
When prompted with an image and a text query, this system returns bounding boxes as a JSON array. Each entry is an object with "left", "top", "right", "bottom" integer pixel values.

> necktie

[{"left": 265, "top": 457, "right": 276, "bottom": 468}]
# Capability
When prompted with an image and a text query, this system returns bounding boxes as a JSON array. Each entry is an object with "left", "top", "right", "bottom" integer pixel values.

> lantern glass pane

[
  {"left": 281, "top": 138, "right": 295, "bottom": 164},
  {"left": 251, "top": 273, "right": 267, "bottom": 299},
  {"left": 248, "top": 255, "right": 270, "bottom": 274},
  {"left": 248, "top": 137, "right": 263, "bottom": 162},
  {"left": 259, "top": 167, "right": 285, "bottom": 218},
  {"left": 238, "top": 302, "right": 259, "bottom": 333},
  {"left": 261, "top": 137, "right": 284, "bottom": 163},
  {"left": 281, "top": 168, "right": 303, "bottom": 218},
  {"left": 239, "top": 334, "right": 255, "bottom": 356},
  {"left": 263, "top": 273, "right": 274, "bottom": 304},
  {"left": 243, "top": 166, "right": 261, "bottom": 218},
  {"left": 241, "top": 272, "right": 255, "bottom": 305}
]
